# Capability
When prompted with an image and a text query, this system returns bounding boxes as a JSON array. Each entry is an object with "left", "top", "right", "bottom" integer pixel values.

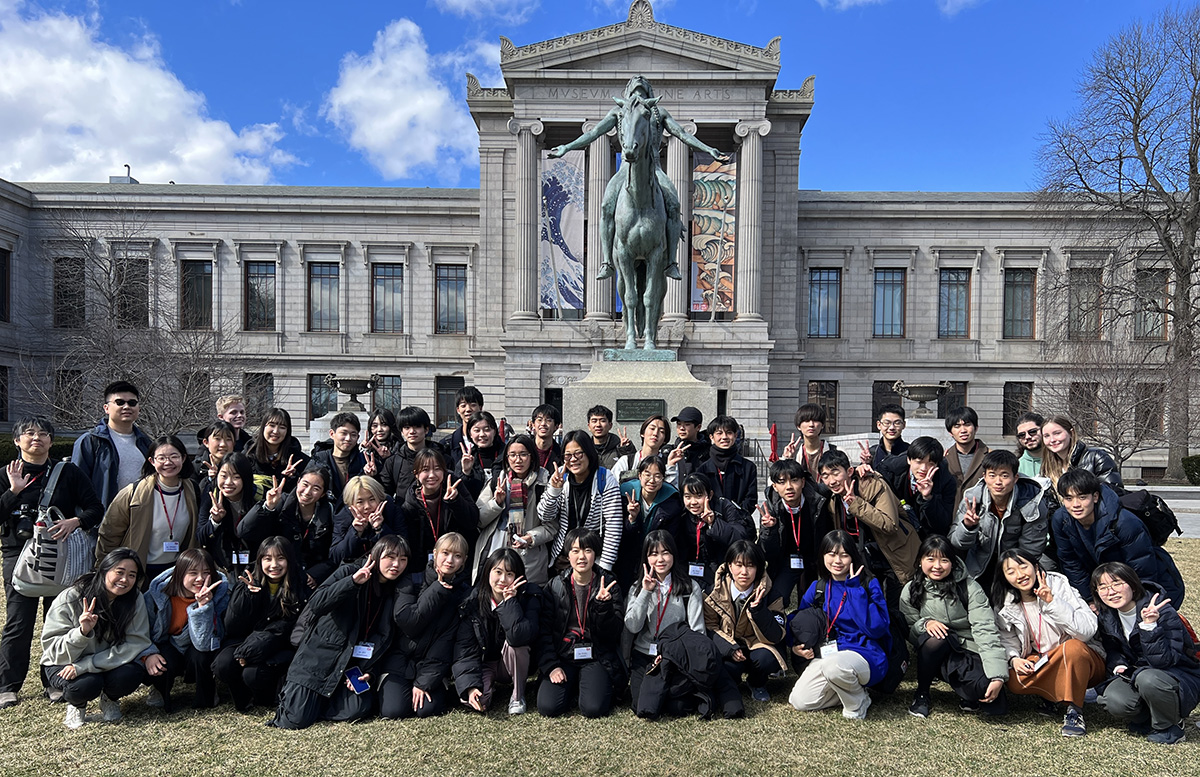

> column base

[
  {"left": 508, "top": 312, "right": 540, "bottom": 323},
  {"left": 661, "top": 313, "right": 687, "bottom": 324},
  {"left": 584, "top": 311, "right": 614, "bottom": 321},
  {"left": 734, "top": 312, "right": 765, "bottom": 322}
]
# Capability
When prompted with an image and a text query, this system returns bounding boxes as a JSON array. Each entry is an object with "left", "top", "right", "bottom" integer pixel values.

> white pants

[{"left": 788, "top": 651, "right": 871, "bottom": 719}]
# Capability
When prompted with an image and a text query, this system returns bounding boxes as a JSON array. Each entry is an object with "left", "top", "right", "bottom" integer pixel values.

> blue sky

[{"left": 0, "top": 0, "right": 1178, "bottom": 191}]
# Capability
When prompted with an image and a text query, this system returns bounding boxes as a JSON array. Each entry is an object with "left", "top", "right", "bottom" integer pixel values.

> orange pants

[{"left": 1006, "top": 638, "right": 1106, "bottom": 708}]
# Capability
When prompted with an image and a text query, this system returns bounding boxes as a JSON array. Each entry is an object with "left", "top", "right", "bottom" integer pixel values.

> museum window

[
  {"left": 308, "top": 374, "right": 338, "bottom": 422},
  {"left": 179, "top": 260, "right": 213, "bottom": 330},
  {"left": 872, "top": 380, "right": 901, "bottom": 421},
  {"left": 808, "top": 269, "right": 841, "bottom": 338},
  {"left": 113, "top": 242, "right": 150, "bottom": 329},
  {"left": 1135, "top": 382, "right": 1165, "bottom": 436},
  {"left": 936, "top": 381, "right": 968, "bottom": 420},
  {"left": 1068, "top": 381, "right": 1100, "bottom": 436},
  {"left": 54, "top": 255, "right": 85, "bottom": 329},
  {"left": 244, "top": 261, "right": 276, "bottom": 331},
  {"left": 436, "top": 376, "right": 465, "bottom": 427},
  {"left": 243, "top": 373, "right": 274, "bottom": 418},
  {"left": 0, "top": 248, "right": 10, "bottom": 323},
  {"left": 1002, "top": 382, "right": 1033, "bottom": 435},
  {"left": 873, "top": 269, "right": 906, "bottom": 338},
  {"left": 435, "top": 264, "right": 467, "bottom": 334},
  {"left": 1068, "top": 268, "right": 1102, "bottom": 340},
  {"left": 1002, "top": 269, "right": 1036, "bottom": 340},
  {"left": 308, "top": 262, "right": 339, "bottom": 333},
  {"left": 372, "top": 375, "right": 402, "bottom": 412},
  {"left": 371, "top": 263, "right": 404, "bottom": 333},
  {"left": 938, "top": 269, "right": 970, "bottom": 339},
  {"left": 1134, "top": 267, "right": 1168, "bottom": 341},
  {"left": 807, "top": 381, "right": 838, "bottom": 434}
]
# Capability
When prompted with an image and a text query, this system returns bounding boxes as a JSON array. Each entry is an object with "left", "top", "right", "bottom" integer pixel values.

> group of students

[{"left": 0, "top": 382, "right": 1196, "bottom": 745}]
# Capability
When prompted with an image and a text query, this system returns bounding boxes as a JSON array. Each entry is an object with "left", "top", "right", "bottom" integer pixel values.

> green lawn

[{"left": 3, "top": 538, "right": 1199, "bottom": 777}]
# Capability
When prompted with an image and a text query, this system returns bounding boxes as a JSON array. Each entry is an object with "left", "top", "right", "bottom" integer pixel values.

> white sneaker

[
  {"left": 508, "top": 698, "right": 527, "bottom": 715},
  {"left": 843, "top": 694, "right": 872, "bottom": 720},
  {"left": 99, "top": 693, "right": 122, "bottom": 722},
  {"left": 145, "top": 688, "right": 165, "bottom": 708},
  {"left": 0, "top": 691, "right": 17, "bottom": 709},
  {"left": 63, "top": 704, "right": 86, "bottom": 729}
]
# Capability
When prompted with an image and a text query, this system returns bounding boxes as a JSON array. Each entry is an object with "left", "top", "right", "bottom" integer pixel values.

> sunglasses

[
  {"left": 108, "top": 398, "right": 139, "bottom": 407},
  {"left": 1016, "top": 429, "right": 1039, "bottom": 440}
]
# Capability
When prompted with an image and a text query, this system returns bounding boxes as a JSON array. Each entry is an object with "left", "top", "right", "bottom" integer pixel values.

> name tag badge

[
  {"left": 688, "top": 563, "right": 705, "bottom": 578},
  {"left": 162, "top": 541, "right": 180, "bottom": 553},
  {"left": 647, "top": 642, "right": 658, "bottom": 657},
  {"left": 790, "top": 555, "right": 804, "bottom": 570},
  {"left": 236, "top": 552, "right": 251, "bottom": 565},
  {"left": 818, "top": 640, "right": 840, "bottom": 659},
  {"left": 573, "top": 643, "right": 594, "bottom": 661},
  {"left": 352, "top": 642, "right": 374, "bottom": 660}
]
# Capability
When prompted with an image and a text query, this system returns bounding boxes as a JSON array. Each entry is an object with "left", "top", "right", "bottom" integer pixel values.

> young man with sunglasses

[
  {"left": 1013, "top": 411, "right": 1046, "bottom": 479},
  {"left": 71, "top": 380, "right": 154, "bottom": 507}
]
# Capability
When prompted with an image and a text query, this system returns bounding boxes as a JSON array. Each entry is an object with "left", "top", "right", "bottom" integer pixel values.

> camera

[{"left": 11, "top": 504, "right": 36, "bottom": 542}]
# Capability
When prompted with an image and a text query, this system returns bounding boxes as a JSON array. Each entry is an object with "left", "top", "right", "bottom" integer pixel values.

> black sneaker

[
  {"left": 959, "top": 698, "right": 982, "bottom": 713},
  {"left": 1061, "top": 706, "right": 1086, "bottom": 737},
  {"left": 1035, "top": 697, "right": 1058, "bottom": 718},
  {"left": 909, "top": 693, "right": 932, "bottom": 719},
  {"left": 1148, "top": 724, "right": 1185, "bottom": 745}
]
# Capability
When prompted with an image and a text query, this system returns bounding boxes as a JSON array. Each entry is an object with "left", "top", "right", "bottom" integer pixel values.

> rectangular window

[
  {"left": 873, "top": 269, "right": 906, "bottom": 338},
  {"left": 244, "top": 373, "right": 274, "bottom": 418},
  {"left": 113, "top": 243, "right": 149, "bottom": 328},
  {"left": 1136, "top": 382, "right": 1165, "bottom": 436},
  {"left": 435, "top": 376, "right": 465, "bottom": 428},
  {"left": 307, "top": 263, "right": 339, "bottom": 333},
  {"left": 872, "top": 380, "right": 901, "bottom": 422},
  {"left": 938, "top": 269, "right": 970, "bottom": 339},
  {"left": 179, "top": 260, "right": 213, "bottom": 330},
  {"left": 371, "top": 375, "right": 402, "bottom": 412},
  {"left": 1002, "top": 382, "right": 1034, "bottom": 436},
  {"left": 244, "top": 262, "right": 276, "bottom": 331},
  {"left": 179, "top": 371, "right": 210, "bottom": 425},
  {"left": 54, "top": 369, "right": 83, "bottom": 425},
  {"left": 1068, "top": 268, "right": 1102, "bottom": 339},
  {"left": 54, "top": 255, "right": 85, "bottom": 329},
  {"left": 1134, "top": 268, "right": 1168, "bottom": 341},
  {"left": 371, "top": 264, "right": 404, "bottom": 333},
  {"left": 808, "top": 269, "right": 841, "bottom": 338},
  {"left": 807, "top": 381, "right": 838, "bottom": 434},
  {"left": 1002, "top": 269, "right": 1036, "bottom": 339},
  {"left": 435, "top": 265, "right": 467, "bottom": 334},
  {"left": 308, "top": 374, "right": 338, "bottom": 421},
  {"left": 937, "top": 381, "right": 968, "bottom": 419},
  {"left": 0, "top": 365, "right": 9, "bottom": 422},
  {"left": 1068, "top": 382, "right": 1100, "bottom": 436},
  {"left": 0, "top": 248, "right": 10, "bottom": 323}
]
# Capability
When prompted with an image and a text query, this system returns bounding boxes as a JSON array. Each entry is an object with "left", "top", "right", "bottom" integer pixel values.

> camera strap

[{"left": 38, "top": 462, "right": 65, "bottom": 511}]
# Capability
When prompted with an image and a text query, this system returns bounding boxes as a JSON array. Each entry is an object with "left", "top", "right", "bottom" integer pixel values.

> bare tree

[
  {"left": 20, "top": 201, "right": 252, "bottom": 437},
  {"left": 1038, "top": 4, "right": 1200, "bottom": 480}
]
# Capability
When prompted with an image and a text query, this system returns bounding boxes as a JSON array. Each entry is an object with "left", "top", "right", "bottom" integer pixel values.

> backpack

[
  {"left": 808, "top": 577, "right": 909, "bottom": 694},
  {"left": 1118, "top": 490, "right": 1181, "bottom": 547},
  {"left": 1177, "top": 612, "right": 1200, "bottom": 661}
]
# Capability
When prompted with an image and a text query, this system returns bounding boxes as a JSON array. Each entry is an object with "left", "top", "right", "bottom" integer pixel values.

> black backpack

[{"left": 1118, "top": 489, "right": 1181, "bottom": 547}]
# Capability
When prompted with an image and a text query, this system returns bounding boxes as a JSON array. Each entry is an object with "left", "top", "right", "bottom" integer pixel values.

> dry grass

[{"left": 3, "top": 538, "right": 1199, "bottom": 777}]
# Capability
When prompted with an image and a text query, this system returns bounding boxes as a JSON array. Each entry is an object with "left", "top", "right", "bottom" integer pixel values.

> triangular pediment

[{"left": 499, "top": 0, "right": 780, "bottom": 79}]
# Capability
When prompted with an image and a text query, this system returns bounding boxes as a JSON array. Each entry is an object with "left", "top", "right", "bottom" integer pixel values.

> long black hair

[
  {"left": 817, "top": 529, "right": 873, "bottom": 585},
  {"left": 906, "top": 535, "right": 964, "bottom": 611},
  {"left": 991, "top": 548, "right": 1045, "bottom": 607},
  {"left": 141, "top": 435, "right": 196, "bottom": 481},
  {"left": 214, "top": 451, "right": 258, "bottom": 512},
  {"left": 472, "top": 548, "right": 528, "bottom": 619},
  {"left": 251, "top": 536, "right": 309, "bottom": 618},
  {"left": 722, "top": 540, "right": 766, "bottom": 589},
  {"left": 73, "top": 548, "right": 146, "bottom": 645},
  {"left": 642, "top": 529, "right": 695, "bottom": 596},
  {"left": 250, "top": 407, "right": 296, "bottom": 466}
]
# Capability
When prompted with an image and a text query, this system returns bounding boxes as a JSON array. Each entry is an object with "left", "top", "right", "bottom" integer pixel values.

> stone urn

[
  {"left": 325, "top": 373, "right": 381, "bottom": 413},
  {"left": 892, "top": 380, "right": 952, "bottom": 419}
]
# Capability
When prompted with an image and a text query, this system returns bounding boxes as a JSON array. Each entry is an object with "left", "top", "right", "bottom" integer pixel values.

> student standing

[
  {"left": 859, "top": 404, "right": 909, "bottom": 471},
  {"left": 310, "top": 412, "right": 366, "bottom": 512},
  {"left": 1013, "top": 412, "right": 1046, "bottom": 479},
  {"left": 758, "top": 458, "right": 826, "bottom": 606},
  {"left": 529, "top": 404, "right": 564, "bottom": 472},
  {"left": 543, "top": 431, "right": 623, "bottom": 572},
  {"left": 784, "top": 403, "right": 834, "bottom": 482},
  {"left": 447, "top": 386, "right": 486, "bottom": 455},
  {"left": 193, "top": 421, "right": 236, "bottom": 493},
  {"left": 215, "top": 395, "right": 252, "bottom": 452},
  {"left": 379, "top": 406, "right": 446, "bottom": 502},
  {"left": 877, "top": 437, "right": 958, "bottom": 539},
  {"left": 696, "top": 415, "right": 759, "bottom": 514},
  {"left": 454, "top": 410, "right": 505, "bottom": 501},
  {"left": 71, "top": 381, "right": 154, "bottom": 508},
  {"left": 1040, "top": 415, "right": 1123, "bottom": 490},
  {"left": 244, "top": 408, "right": 308, "bottom": 492},
  {"left": 196, "top": 452, "right": 259, "bottom": 574},
  {"left": 942, "top": 406, "right": 989, "bottom": 508},
  {"left": 362, "top": 409, "right": 401, "bottom": 476},
  {"left": 663, "top": 406, "right": 710, "bottom": 480},
  {"left": 610, "top": 415, "right": 673, "bottom": 484},
  {"left": 588, "top": 405, "right": 634, "bottom": 470}
]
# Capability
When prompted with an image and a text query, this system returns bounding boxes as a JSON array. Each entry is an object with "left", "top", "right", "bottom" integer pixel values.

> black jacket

[
  {"left": 878, "top": 455, "right": 958, "bottom": 538},
  {"left": 244, "top": 437, "right": 310, "bottom": 491},
  {"left": 309, "top": 442, "right": 365, "bottom": 512},
  {"left": 594, "top": 434, "right": 635, "bottom": 471},
  {"left": 0, "top": 459, "right": 103, "bottom": 554},
  {"left": 388, "top": 565, "right": 473, "bottom": 693},
  {"left": 664, "top": 434, "right": 711, "bottom": 481},
  {"left": 196, "top": 490, "right": 256, "bottom": 572},
  {"left": 224, "top": 577, "right": 309, "bottom": 665},
  {"left": 380, "top": 440, "right": 448, "bottom": 503},
  {"left": 70, "top": 421, "right": 154, "bottom": 507},
  {"left": 867, "top": 437, "right": 909, "bottom": 471},
  {"left": 616, "top": 483, "right": 687, "bottom": 590},
  {"left": 285, "top": 564, "right": 406, "bottom": 697},
  {"left": 400, "top": 484, "right": 480, "bottom": 570},
  {"left": 758, "top": 479, "right": 829, "bottom": 581},
  {"left": 695, "top": 454, "right": 759, "bottom": 514},
  {"left": 681, "top": 497, "right": 755, "bottom": 588},
  {"left": 635, "top": 620, "right": 744, "bottom": 720},
  {"left": 329, "top": 496, "right": 407, "bottom": 567},
  {"left": 452, "top": 584, "right": 543, "bottom": 699},
  {"left": 239, "top": 493, "right": 336, "bottom": 585},
  {"left": 1068, "top": 442, "right": 1124, "bottom": 491},
  {"left": 452, "top": 439, "right": 504, "bottom": 503},
  {"left": 538, "top": 567, "right": 627, "bottom": 687}
]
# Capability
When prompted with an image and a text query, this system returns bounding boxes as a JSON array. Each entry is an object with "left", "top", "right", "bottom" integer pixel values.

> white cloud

[
  {"left": 436, "top": 38, "right": 503, "bottom": 88},
  {"left": 814, "top": 0, "right": 887, "bottom": 10},
  {"left": 322, "top": 19, "right": 478, "bottom": 183},
  {"left": 430, "top": 0, "right": 537, "bottom": 23},
  {"left": 936, "top": 0, "right": 982, "bottom": 15},
  {"left": 0, "top": 2, "right": 297, "bottom": 184}
]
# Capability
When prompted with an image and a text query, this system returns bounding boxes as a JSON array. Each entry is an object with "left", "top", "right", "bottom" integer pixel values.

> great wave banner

[
  {"left": 690, "top": 153, "right": 737, "bottom": 314},
  {"left": 539, "top": 150, "right": 586, "bottom": 312}
]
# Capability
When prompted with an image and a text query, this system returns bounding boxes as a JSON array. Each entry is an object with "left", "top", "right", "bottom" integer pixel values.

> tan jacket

[
  {"left": 825, "top": 474, "right": 920, "bottom": 583},
  {"left": 97, "top": 476, "right": 198, "bottom": 566},
  {"left": 703, "top": 565, "right": 787, "bottom": 671}
]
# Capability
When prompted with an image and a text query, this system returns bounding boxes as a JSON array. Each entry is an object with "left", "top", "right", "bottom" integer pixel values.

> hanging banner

[
  {"left": 539, "top": 150, "right": 586, "bottom": 311},
  {"left": 690, "top": 153, "right": 737, "bottom": 313}
]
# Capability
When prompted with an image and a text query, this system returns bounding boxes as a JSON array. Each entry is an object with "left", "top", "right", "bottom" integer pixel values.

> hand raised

[
  {"left": 352, "top": 557, "right": 375, "bottom": 585},
  {"left": 857, "top": 440, "right": 872, "bottom": 465},
  {"left": 281, "top": 455, "right": 301, "bottom": 478},
  {"left": 915, "top": 467, "right": 937, "bottom": 498},
  {"left": 757, "top": 502, "right": 776, "bottom": 529},
  {"left": 550, "top": 464, "right": 566, "bottom": 489},
  {"left": 641, "top": 564, "right": 656, "bottom": 592},
  {"left": 596, "top": 576, "right": 618, "bottom": 602},
  {"left": 460, "top": 442, "right": 475, "bottom": 474},
  {"left": 962, "top": 497, "right": 980, "bottom": 528},
  {"left": 626, "top": 491, "right": 640, "bottom": 522},
  {"left": 1141, "top": 592, "right": 1172, "bottom": 624},
  {"left": 666, "top": 443, "right": 689, "bottom": 467},
  {"left": 196, "top": 576, "right": 223, "bottom": 607},
  {"left": 5, "top": 460, "right": 29, "bottom": 495},
  {"left": 239, "top": 569, "right": 262, "bottom": 594},
  {"left": 445, "top": 476, "right": 461, "bottom": 502},
  {"left": 782, "top": 433, "right": 799, "bottom": 461},
  {"left": 265, "top": 475, "right": 284, "bottom": 510},
  {"left": 209, "top": 489, "right": 226, "bottom": 523},
  {"left": 1034, "top": 570, "right": 1053, "bottom": 604},
  {"left": 78, "top": 597, "right": 98, "bottom": 636}
]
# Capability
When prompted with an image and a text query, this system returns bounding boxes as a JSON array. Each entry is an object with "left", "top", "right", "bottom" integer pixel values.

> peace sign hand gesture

[
  {"left": 915, "top": 466, "right": 937, "bottom": 499},
  {"left": 239, "top": 569, "right": 262, "bottom": 594},
  {"left": 699, "top": 495, "right": 715, "bottom": 526},
  {"left": 666, "top": 443, "right": 690, "bottom": 467},
  {"left": 460, "top": 442, "right": 475, "bottom": 475},
  {"left": 857, "top": 440, "right": 872, "bottom": 465},
  {"left": 78, "top": 597, "right": 98, "bottom": 636},
  {"left": 363, "top": 453, "right": 377, "bottom": 476},
  {"left": 502, "top": 576, "right": 526, "bottom": 601},
  {"left": 626, "top": 491, "right": 640, "bottom": 523},
  {"left": 368, "top": 502, "right": 386, "bottom": 532},
  {"left": 641, "top": 564, "right": 656, "bottom": 592},
  {"left": 757, "top": 501, "right": 776, "bottom": 529},
  {"left": 749, "top": 582, "right": 767, "bottom": 609},
  {"left": 352, "top": 557, "right": 375, "bottom": 585},
  {"left": 209, "top": 489, "right": 226, "bottom": 523},
  {"left": 281, "top": 455, "right": 301, "bottom": 478},
  {"left": 265, "top": 476, "right": 284, "bottom": 511},
  {"left": 962, "top": 497, "right": 980, "bottom": 529},
  {"left": 847, "top": 564, "right": 864, "bottom": 581},
  {"left": 782, "top": 433, "right": 799, "bottom": 461},
  {"left": 1141, "top": 592, "right": 1172, "bottom": 625},
  {"left": 1034, "top": 570, "right": 1053, "bottom": 604},
  {"left": 445, "top": 477, "right": 462, "bottom": 503},
  {"left": 493, "top": 471, "right": 509, "bottom": 506},
  {"left": 196, "top": 576, "right": 223, "bottom": 608},
  {"left": 550, "top": 464, "right": 567, "bottom": 489},
  {"left": 596, "top": 576, "right": 618, "bottom": 602},
  {"left": 618, "top": 426, "right": 631, "bottom": 448}
]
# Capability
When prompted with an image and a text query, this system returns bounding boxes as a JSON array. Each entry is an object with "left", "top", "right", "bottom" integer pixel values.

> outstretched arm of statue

[
  {"left": 663, "top": 114, "right": 732, "bottom": 163},
  {"left": 547, "top": 111, "right": 618, "bottom": 158}
]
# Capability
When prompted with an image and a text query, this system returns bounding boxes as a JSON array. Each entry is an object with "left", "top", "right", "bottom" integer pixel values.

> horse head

[{"left": 618, "top": 96, "right": 658, "bottom": 165}]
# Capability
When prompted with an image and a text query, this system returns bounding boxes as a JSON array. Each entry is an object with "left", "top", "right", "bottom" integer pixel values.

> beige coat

[{"left": 97, "top": 476, "right": 198, "bottom": 566}]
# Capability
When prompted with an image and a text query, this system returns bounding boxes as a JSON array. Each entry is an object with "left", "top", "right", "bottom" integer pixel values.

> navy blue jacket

[{"left": 71, "top": 421, "right": 153, "bottom": 507}]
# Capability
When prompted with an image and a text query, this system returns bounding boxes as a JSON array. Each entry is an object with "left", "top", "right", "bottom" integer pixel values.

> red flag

[{"left": 768, "top": 422, "right": 779, "bottom": 462}]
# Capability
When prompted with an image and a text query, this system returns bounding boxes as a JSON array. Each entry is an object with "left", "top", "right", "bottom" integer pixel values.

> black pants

[
  {"left": 45, "top": 662, "right": 146, "bottom": 707},
  {"left": 723, "top": 646, "right": 779, "bottom": 688},
  {"left": 377, "top": 675, "right": 448, "bottom": 720},
  {"left": 212, "top": 645, "right": 291, "bottom": 711},
  {"left": 271, "top": 680, "right": 375, "bottom": 730},
  {"left": 537, "top": 661, "right": 614, "bottom": 718},
  {"left": 915, "top": 635, "right": 1007, "bottom": 713},
  {"left": 0, "top": 551, "right": 53, "bottom": 694},
  {"left": 152, "top": 641, "right": 218, "bottom": 711},
  {"left": 767, "top": 566, "right": 810, "bottom": 610}
]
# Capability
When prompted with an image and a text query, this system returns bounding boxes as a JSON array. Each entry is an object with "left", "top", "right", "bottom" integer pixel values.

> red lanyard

[
  {"left": 840, "top": 501, "right": 859, "bottom": 537},
  {"left": 420, "top": 491, "right": 442, "bottom": 540},
  {"left": 785, "top": 503, "right": 802, "bottom": 545},
  {"left": 695, "top": 520, "right": 704, "bottom": 557},
  {"left": 653, "top": 580, "right": 674, "bottom": 637},
  {"left": 157, "top": 484, "right": 184, "bottom": 540},
  {"left": 572, "top": 578, "right": 594, "bottom": 639},
  {"left": 1023, "top": 603, "right": 1044, "bottom": 653},
  {"left": 825, "top": 589, "right": 848, "bottom": 638}
]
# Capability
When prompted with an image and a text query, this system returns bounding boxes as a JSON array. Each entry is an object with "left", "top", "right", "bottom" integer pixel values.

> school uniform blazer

[
  {"left": 949, "top": 477, "right": 1049, "bottom": 580},
  {"left": 899, "top": 565, "right": 1008, "bottom": 681},
  {"left": 703, "top": 565, "right": 787, "bottom": 671},
  {"left": 40, "top": 586, "right": 153, "bottom": 673},
  {"left": 543, "top": 468, "right": 624, "bottom": 571},
  {"left": 942, "top": 440, "right": 990, "bottom": 508},
  {"left": 993, "top": 571, "right": 1104, "bottom": 661}
]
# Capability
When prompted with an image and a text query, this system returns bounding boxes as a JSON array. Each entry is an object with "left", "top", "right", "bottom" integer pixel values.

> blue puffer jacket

[
  {"left": 1095, "top": 583, "right": 1200, "bottom": 715},
  {"left": 145, "top": 567, "right": 230, "bottom": 654},
  {"left": 1051, "top": 484, "right": 1184, "bottom": 605},
  {"left": 71, "top": 421, "right": 154, "bottom": 507},
  {"left": 797, "top": 575, "right": 891, "bottom": 685}
]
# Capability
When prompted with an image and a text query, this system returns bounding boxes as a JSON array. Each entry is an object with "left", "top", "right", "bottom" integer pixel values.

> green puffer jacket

[{"left": 899, "top": 563, "right": 1008, "bottom": 680}]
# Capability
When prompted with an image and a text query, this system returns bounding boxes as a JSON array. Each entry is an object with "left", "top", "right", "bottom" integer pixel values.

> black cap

[{"left": 671, "top": 406, "right": 702, "bottom": 425}]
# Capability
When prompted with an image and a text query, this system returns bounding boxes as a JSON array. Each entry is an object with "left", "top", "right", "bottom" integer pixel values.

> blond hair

[
  {"left": 216, "top": 394, "right": 245, "bottom": 415},
  {"left": 343, "top": 475, "right": 386, "bottom": 505},
  {"left": 1039, "top": 414, "right": 1077, "bottom": 488},
  {"left": 433, "top": 531, "right": 469, "bottom": 558}
]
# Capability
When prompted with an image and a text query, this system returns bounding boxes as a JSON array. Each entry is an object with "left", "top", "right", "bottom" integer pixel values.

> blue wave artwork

[{"left": 539, "top": 150, "right": 586, "bottom": 310}]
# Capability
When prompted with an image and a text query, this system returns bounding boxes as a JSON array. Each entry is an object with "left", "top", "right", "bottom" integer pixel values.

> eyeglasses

[
  {"left": 108, "top": 398, "right": 139, "bottom": 408},
  {"left": 153, "top": 454, "right": 183, "bottom": 463},
  {"left": 562, "top": 451, "right": 586, "bottom": 462},
  {"left": 1016, "top": 429, "right": 1039, "bottom": 440},
  {"left": 640, "top": 473, "right": 665, "bottom": 482},
  {"left": 1096, "top": 581, "right": 1128, "bottom": 594},
  {"left": 507, "top": 451, "right": 531, "bottom": 460},
  {"left": 878, "top": 421, "right": 904, "bottom": 428},
  {"left": 19, "top": 430, "right": 50, "bottom": 440}
]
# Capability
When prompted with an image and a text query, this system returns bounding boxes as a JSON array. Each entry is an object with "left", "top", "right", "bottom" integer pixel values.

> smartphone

[{"left": 344, "top": 667, "right": 369, "bottom": 695}]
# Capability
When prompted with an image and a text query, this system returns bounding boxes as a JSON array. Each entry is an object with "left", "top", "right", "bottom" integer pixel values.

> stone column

[
  {"left": 663, "top": 126, "right": 694, "bottom": 322},
  {"left": 733, "top": 119, "right": 771, "bottom": 322},
  {"left": 508, "top": 118, "right": 544, "bottom": 322},
  {"left": 584, "top": 121, "right": 615, "bottom": 320}
]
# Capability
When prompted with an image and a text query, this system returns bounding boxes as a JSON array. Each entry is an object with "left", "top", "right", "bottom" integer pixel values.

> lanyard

[
  {"left": 784, "top": 503, "right": 802, "bottom": 546},
  {"left": 695, "top": 519, "right": 704, "bottom": 558},
  {"left": 825, "top": 589, "right": 848, "bottom": 638},
  {"left": 653, "top": 580, "right": 674, "bottom": 638},
  {"left": 571, "top": 578, "right": 594, "bottom": 640},
  {"left": 157, "top": 484, "right": 184, "bottom": 540},
  {"left": 1023, "top": 602, "right": 1044, "bottom": 653},
  {"left": 420, "top": 491, "right": 442, "bottom": 540},
  {"left": 840, "top": 500, "right": 859, "bottom": 537},
  {"left": 361, "top": 585, "right": 383, "bottom": 641}
]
